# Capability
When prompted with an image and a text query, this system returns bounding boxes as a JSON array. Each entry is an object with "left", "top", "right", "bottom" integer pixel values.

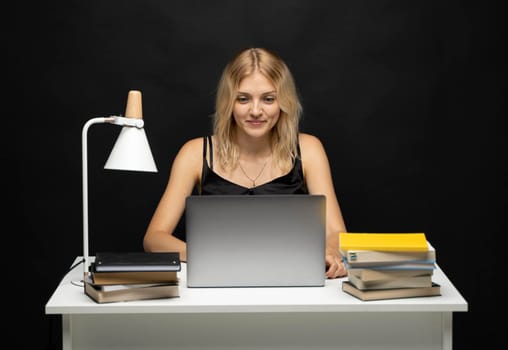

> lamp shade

[
  {"left": 104, "top": 90, "right": 157, "bottom": 172},
  {"left": 104, "top": 126, "right": 157, "bottom": 172}
]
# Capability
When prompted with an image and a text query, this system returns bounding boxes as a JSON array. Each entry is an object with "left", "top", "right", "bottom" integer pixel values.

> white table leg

[
  {"left": 442, "top": 312, "right": 453, "bottom": 350},
  {"left": 62, "top": 315, "right": 72, "bottom": 350}
]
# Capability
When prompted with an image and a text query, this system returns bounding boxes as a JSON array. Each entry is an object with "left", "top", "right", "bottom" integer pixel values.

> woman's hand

[{"left": 325, "top": 251, "right": 347, "bottom": 279}]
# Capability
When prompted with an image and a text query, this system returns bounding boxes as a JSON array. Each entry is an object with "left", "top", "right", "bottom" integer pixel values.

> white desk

[{"left": 46, "top": 258, "right": 467, "bottom": 350}]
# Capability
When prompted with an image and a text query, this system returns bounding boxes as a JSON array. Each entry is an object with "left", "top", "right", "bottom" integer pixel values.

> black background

[{"left": 7, "top": 1, "right": 503, "bottom": 348}]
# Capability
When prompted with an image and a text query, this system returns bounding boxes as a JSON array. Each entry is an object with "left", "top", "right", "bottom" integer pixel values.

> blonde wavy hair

[{"left": 213, "top": 47, "right": 302, "bottom": 172}]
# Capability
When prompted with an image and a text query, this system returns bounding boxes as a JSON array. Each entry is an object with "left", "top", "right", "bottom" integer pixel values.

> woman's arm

[
  {"left": 143, "top": 137, "right": 203, "bottom": 261},
  {"left": 299, "top": 133, "right": 347, "bottom": 278}
]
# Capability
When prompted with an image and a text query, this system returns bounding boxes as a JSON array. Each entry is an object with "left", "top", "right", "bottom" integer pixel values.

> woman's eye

[
  {"left": 264, "top": 96, "right": 276, "bottom": 103},
  {"left": 236, "top": 96, "right": 249, "bottom": 103}
]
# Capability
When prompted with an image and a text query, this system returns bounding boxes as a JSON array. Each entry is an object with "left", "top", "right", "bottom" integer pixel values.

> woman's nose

[{"left": 250, "top": 101, "right": 262, "bottom": 116}]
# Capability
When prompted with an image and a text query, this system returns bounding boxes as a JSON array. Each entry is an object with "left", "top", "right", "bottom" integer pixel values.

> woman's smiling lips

[{"left": 246, "top": 119, "right": 266, "bottom": 126}]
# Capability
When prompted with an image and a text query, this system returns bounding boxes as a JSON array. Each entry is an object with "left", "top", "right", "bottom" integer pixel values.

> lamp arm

[
  {"left": 81, "top": 116, "right": 117, "bottom": 278},
  {"left": 81, "top": 113, "right": 151, "bottom": 279}
]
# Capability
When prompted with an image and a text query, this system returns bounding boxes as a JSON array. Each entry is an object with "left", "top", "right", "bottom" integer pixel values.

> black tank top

[{"left": 200, "top": 136, "right": 308, "bottom": 195}]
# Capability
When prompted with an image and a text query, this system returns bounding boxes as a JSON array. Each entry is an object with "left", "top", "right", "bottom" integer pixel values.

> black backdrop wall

[{"left": 7, "top": 1, "right": 503, "bottom": 349}]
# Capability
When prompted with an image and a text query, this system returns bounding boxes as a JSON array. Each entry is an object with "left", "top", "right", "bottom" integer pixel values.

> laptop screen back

[{"left": 185, "top": 194, "right": 326, "bottom": 287}]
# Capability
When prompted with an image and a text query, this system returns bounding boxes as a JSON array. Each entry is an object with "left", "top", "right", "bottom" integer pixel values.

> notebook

[{"left": 185, "top": 194, "right": 326, "bottom": 287}]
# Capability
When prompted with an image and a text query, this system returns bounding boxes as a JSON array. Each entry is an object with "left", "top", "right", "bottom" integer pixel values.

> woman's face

[{"left": 232, "top": 71, "right": 280, "bottom": 138}]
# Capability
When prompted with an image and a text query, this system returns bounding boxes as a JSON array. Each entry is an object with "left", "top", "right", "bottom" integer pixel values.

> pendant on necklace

[{"left": 238, "top": 158, "right": 269, "bottom": 188}]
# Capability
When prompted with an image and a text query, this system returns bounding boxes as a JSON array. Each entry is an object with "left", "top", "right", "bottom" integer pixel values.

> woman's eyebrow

[{"left": 237, "top": 90, "right": 277, "bottom": 95}]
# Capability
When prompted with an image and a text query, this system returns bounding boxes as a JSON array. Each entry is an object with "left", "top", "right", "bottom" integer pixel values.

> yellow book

[{"left": 339, "top": 232, "right": 429, "bottom": 252}]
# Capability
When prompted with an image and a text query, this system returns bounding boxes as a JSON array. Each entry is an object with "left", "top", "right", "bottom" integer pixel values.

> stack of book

[
  {"left": 339, "top": 233, "right": 441, "bottom": 301},
  {"left": 84, "top": 252, "right": 181, "bottom": 303}
]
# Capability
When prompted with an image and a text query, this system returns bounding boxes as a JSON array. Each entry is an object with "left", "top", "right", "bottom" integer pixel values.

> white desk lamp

[{"left": 81, "top": 90, "right": 157, "bottom": 279}]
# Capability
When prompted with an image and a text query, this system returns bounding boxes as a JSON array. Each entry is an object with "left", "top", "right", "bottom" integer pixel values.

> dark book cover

[{"left": 94, "top": 252, "right": 181, "bottom": 272}]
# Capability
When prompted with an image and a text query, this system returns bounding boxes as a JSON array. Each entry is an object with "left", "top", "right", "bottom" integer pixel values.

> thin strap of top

[{"left": 203, "top": 135, "right": 214, "bottom": 170}]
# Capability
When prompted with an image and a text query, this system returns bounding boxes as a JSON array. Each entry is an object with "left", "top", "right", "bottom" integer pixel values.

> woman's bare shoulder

[
  {"left": 174, "top": 137, "right": 205, "bottom": 163},
  {"left": 299, "top": 133, "right": 324, "bottom": 149},
  {"left": 298, "top": 133, "right": 329, "bottom": 168},
  {"left": 179, "top": 136, "right": 204, "bottom": 152}
]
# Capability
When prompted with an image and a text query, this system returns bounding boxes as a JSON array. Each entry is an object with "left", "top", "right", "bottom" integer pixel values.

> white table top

[{"left": 46, "top": 257, "right": 468, "bottom": 315}]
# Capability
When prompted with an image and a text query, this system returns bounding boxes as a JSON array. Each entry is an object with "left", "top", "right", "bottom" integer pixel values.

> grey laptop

[{"left": 185, "top": 194, "right": 326, "bottom": 287}]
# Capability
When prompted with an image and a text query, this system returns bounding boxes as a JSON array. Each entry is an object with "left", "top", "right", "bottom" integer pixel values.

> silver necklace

[{"left": 238, "top": 158, "right": 269, "bottom": 187}]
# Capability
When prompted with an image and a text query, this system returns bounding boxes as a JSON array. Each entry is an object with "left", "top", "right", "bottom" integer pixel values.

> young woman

[{"left": 143, "top": 47, "right": 347, "bottom": 278}]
